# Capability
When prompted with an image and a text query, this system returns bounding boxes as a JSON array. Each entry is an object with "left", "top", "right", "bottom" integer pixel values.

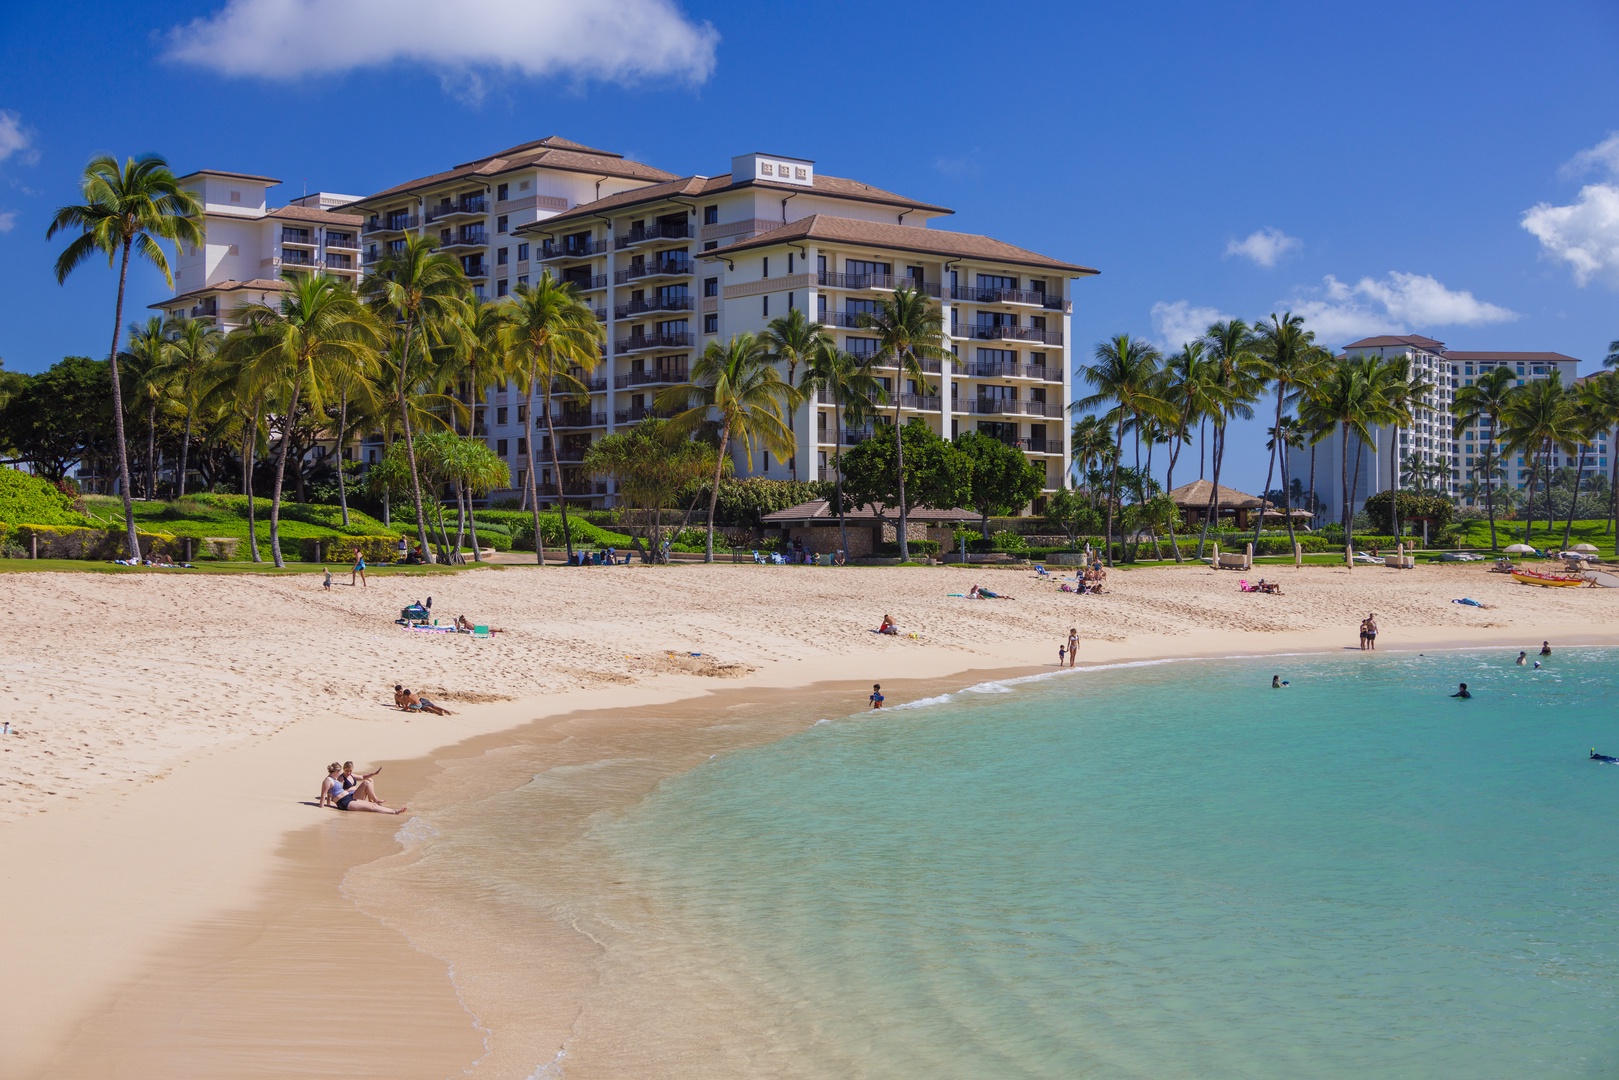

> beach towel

[{"left": 1451, "top": 598, "right": 1483, "bottom": 607}]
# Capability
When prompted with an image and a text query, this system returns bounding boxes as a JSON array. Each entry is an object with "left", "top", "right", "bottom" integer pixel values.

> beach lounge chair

[{"left": 473, "top": 625, "right": 490, "bottom": 639}]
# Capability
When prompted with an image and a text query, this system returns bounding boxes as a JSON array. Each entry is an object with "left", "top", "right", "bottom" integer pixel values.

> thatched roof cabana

[{"left": 1165, "top": 480, "right": 1268, "bottom": 528}]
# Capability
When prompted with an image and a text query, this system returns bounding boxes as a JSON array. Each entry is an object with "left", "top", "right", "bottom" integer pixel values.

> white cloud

[
  {"left": 164, "top": 0, "right": 718, "bottom": 92},
  {"left": 1286, "top": 271, "right": 1517, "bottom": 345},
  {"left": 1150, "top": 300, "right": 1233, "bottom": 351},
  {"left": 1522, "top": 133, "right": 1619, "bottom": 289},
  {"left": 0, "top": 210, "right": 15, "bottom": 233},
  {"left": 1224, "top": 227, "right": 1301, "bottom": 268},
  {"left": 0, "top": 110, "right": 36, "bottom": 165}
]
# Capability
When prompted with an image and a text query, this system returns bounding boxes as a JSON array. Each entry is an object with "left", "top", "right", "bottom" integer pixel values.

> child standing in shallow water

[
  {"left": 870, "top": 684, "right": 884, "bottom": 709},
  {"left": 1059, "top": 645, "right": 1066, "bottom": 666}
]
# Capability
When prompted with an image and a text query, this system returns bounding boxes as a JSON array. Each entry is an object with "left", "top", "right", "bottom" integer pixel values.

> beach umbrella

[
  {"left": 1572, "top": 543, "right": 1598, "bottom": 553},
  {"left": 1504, "top": 543, "right": 1535, "bottom": 553}
]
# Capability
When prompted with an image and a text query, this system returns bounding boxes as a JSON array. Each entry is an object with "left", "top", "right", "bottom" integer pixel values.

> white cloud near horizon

[
  {"left": 0, "top": 210, "right": 16, "bottom": 233},
  {"left": 1523, "top": 133, "right": 1619, "bottom": 289},
  {"left": 164, "top": 0, "right": 719, "bottom": 95},
  {"left": 1224, "top": 227, "right": 1301, "bottom": 268},
  {"left": 0, "top": 110, "right": 36, "bottom": 165},
  {"left": 1150, "top": 300, "right": 1233, "bottom": 351},
  {"left": 1286, "top": 272, "right": 1517, "bottom": 345}
]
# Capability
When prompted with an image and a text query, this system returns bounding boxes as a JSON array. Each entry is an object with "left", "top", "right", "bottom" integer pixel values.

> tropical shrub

[
  {"left": 991, "top": 529, "right": 1028, "bottom": 552},
  {"left": 0, "top": 467, "right": 91, "bottom": 526}
]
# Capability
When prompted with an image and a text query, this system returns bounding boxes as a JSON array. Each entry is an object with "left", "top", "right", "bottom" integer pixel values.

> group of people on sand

[
  {"left": 319, "top": 761, "right": 406, "bottom": 815},
  {"left": 394, "top": 684, "right": 452, "bottom": 715},
  {"left": 1057, "top": 627, "right": 1079, "bottom": 667},
  {"left": 1357, "top": 613, "right": 1379, "bottom": 650}
]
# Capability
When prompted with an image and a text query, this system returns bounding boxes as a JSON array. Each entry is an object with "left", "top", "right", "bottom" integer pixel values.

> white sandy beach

[{"left": 2, "top": 559, "right": 1615, "bottom": 1078}]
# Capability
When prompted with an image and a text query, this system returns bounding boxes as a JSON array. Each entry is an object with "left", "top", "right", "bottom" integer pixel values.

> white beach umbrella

[
  {"left": 1571, "top": 543, "right": 1599, "bottom": 553},
  {"left": 1503, "top": 543, "right": 1535, "bottom": 553}
]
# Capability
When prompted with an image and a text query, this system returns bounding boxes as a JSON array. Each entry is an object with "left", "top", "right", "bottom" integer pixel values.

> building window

[
  {"left": 788, "top": 291, "right": 795, "bottom": 310},
  {"left": 704, "top": 313, "right": 718, "bottom": 334},
  {"left": 497, "top": 215, "right": 509, "bottom": 234},
  {"left": 763, "top": 295, "right": 769, "bottom": 316},
  {"left": 516, "top": 242, "right": 529, "bottom": 261},
  {"left": 703, "top": 240, "right": 718, "bottom": 251},
  {"left": 847, "top": 337, "right": 877, "bottom": 358},
  {"left": 703, "top": 205, "right": 718, "bottom": 225},
  {"left": 229, "top": 190, "right": 241, "bottom": 203},
  {"left": 497, "top": 183, "right": 509, "bottom": 201},
  {"left": 519, "top": 179, "right": 530, "bottom": 191},
  {"left": 517, "top": 404, "right": 527, "bottom": 423},
  {"left": 497, "top": 247, "right": 509, "bottom": 265},
  {"left": 496, "top": 406, "right": 509, "bottom": 425},
  {"left": 516, "top": 437, "right": 527, "bottom": 455},
  {"left": 704, "top": 277, "right": 719, "bottom": 297},
  {"left": 787, "top": 253, "right": 794, "bottom": 273},
  {"left": 762, "top": 257, "right": 769, "bottom": 278},
  {"left": 497, "top": 439, "right": 509, "bottom": 456},
  {"left": 497, "top": 279, "right": 509, "bottom": 297},
  {"left": 517, "top": 275, "right": 528, "bottom": 287}
]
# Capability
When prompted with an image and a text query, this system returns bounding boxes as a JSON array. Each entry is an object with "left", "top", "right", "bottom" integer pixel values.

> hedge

[
  {"left": 0, "top": 469, "right": 90, "bottom": 527},
  {"left": 296, "top": 535, "right": 405, "bottom": 564},
  {"left": 2, "top": 523, "right": 183, "bottom": 560}
]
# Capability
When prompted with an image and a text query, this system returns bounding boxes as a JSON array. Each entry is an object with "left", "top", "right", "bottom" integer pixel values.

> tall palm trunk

[
  {"left": 107, "top": 239, "right": 141, "bottom": 557},
  {"left": 704, "top": 426, "right": 732, "bottom": 563},
  {"left": 1280, "top": 432, "right": 1297, "bottom": 554},
  {"left": 541, "top": 385, "right": 575, "bottom": 559},
  {"left": 1485, "top": 423, "right": 1498, "bottom": 550},
  {"left": 1561, "top": 454, "right": 1586, "bottom": 550},
  {"left": 395, "top": 321, "right": 432, "bottom": 558},
  {"left": 1252, "top": 385, "right": 1283, "bottom": 549},
  {"left": 335, "top": 382, "right": 351, "bottom": 527},
  {"left": 833, "top": 391, "right": 848, "bottom": 559},
  {"left": 1340, "top": 426, "right": 1353, "bottom": 555},
  {"left": 1197, "top": 423, "right": 1224, "bottom": 557},
  {"left": 453, "top": 479, "right": 467, "bottom": 559},
  {"left": 177, "top": 414, "right": 192, "bottom": 499},
  {"left": 787, "top": 358, "right": 798, "bottom": 483},
  {"left": 1103, "top": 413, "right": 1124, "bottom": 566},
  {"left": 523, "top": 373, "right": 546, "bottom": 566},
  {"left": 893, "top": 378, "right": 910, "bottom": 561},
  {"left": 145, "top": 402, "right": 158, "bottom": 499},
  {"left": 1164, "top": 428, "right": 1184, "bottom": 562},
  {"left": 245, "top": 401, "right": 262, "bottom": 562},
  {"left": 268, "top": 375, "right": 305, "bottom": 568}
]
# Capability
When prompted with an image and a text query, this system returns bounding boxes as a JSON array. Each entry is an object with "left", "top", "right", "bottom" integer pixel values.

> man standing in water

[{"left": 1364, "top": 613, "right": 1378, "bottom": 650}]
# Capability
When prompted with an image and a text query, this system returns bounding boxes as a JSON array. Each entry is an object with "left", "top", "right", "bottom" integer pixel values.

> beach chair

[{"left": 473, "top": 625, "right": 490, "bottom": 639}]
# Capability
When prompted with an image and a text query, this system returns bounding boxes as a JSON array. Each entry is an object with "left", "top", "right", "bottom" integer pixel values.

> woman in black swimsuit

[{"left": 319, "top": 762, "right": 406, "bottom": 814}]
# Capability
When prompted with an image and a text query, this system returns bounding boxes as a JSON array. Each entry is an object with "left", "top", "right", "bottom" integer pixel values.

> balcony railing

[
  {"left": 614, "top": 257, "right": 693, "bottom": 283},
  {"left": 190, "top": 301, "right": 219, "bottom": 318},
  {"left": 364, "top": 215, "right": 418, "bottom": 234},
  {"left": 561, "top": 274, "right": 609, "bottom": 291},
  {"left": 818, "top": 271, "right": 942, "bottom": 297},
  {"left": 326, "top": 253, "right": 356, "bottom": 270},
  {"left": 962, "top": 361, "right": 1058, "bottom": 381},
  {"left": 536, "top": 481, "right": 608, "bottom": 497},
  {"left": 615, "top": 406, "right": 678, "bottom": 424},
  {"left": 461, "top": 258, "right": 488, "bottom": 278},
  {"left": 615, "top": 367, "right": 688, "bottom": 388},
  {"left": 443, "top": 227, "right": 488, "bottom": 248},
  {"left": 824, "top": 310, "right": 879, "bottom": 328},
  {"left": 955, "top": 397, "right": 1063, "bottom": 418},
  {"left": 616, "top": 221, "right": 694, "bottom": 249},
  {"left": 552, "top": 411, "right": 608, "bottom": 428},
  {"left": 425, "top": 197, "right": 487, "bottom": 222},
  {"left": 863, "top": 355, "right": 943, "bottom": 375},
  {"left": 816, "top": 389, "right": 939, "bottom": 411},
  {"left": 951, "top": 284, "right": 1061, "bottom": 308},
  {"left": 540, "top": 237, "right": 610, "bottom": 259},
  {"left": 280, "top": 251, "right": 316, "bottom": 267},
  {"left": 551, "top": 375, "right": 608, "bottom": 393},
  {"left": 280, "top": 229, "right": 315, "bottom": 246},
  {"left": 326, "top": 233, "right": 360, "bottom": 250},
  {"left": 963, "top": 323, "right": 1064, "bottom": 345},
  {"left": 617, "top": 331, "right": 694, "bottom": 353},
  {"left": 615, "top": 295, "right": 694, "bottom": 318}
]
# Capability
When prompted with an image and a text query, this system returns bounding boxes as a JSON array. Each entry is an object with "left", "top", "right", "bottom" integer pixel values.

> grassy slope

[{"left": 1452, "top": 518, "right": 1616, "bottom": 551}]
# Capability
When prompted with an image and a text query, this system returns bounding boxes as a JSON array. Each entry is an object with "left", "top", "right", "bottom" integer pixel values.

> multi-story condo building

[
  {"left": 1288, "top": 334, "right": 1591, "bottom": 519},
  {"left": 154, "top": 170, "right": 363, "bottom": 329}
]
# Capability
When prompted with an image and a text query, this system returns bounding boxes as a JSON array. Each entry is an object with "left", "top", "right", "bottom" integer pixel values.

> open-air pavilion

[{"left": 1165, "top": 479, "right": 1273, "bottom": 530}]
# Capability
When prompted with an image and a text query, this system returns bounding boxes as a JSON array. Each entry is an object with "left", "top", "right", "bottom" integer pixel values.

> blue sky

[{"left": 1, "top": 0, "right": 1615, "bottom": 490}]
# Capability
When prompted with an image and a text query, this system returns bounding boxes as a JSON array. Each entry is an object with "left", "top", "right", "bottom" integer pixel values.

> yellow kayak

[{"left": 1511, "top": 571, "right": 1585, "bottom": 588}]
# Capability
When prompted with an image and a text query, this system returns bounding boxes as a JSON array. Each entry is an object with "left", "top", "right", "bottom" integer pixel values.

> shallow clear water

[{"left": 583, "top": 649, "right": 1619, "bottom": 1078}]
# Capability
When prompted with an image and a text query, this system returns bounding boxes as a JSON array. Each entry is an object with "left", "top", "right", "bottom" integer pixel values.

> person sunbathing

[
  {"left": 319, "top": 762, "right": 406, "bottom": 815},
  {"left": 403, "top": 689, "right": 451, "bottom": 716},
  {"left": 338, "top": 761, "right": 386, "bottom": 804}
]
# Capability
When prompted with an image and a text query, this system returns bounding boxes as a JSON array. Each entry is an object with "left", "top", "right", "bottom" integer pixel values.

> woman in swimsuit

[
  {"left": 351, "top": 548, "right": 367, "bottom": 588},
  {"left": 320, "top": 762, "right": 406, "bottom": 814},
  {"left": 1067, "top": 628, "right": 1078, "bottom": 667}
]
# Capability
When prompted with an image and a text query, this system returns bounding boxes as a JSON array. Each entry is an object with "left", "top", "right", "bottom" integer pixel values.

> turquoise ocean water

[{"left": 573, "top": 648, "right": 1619, "bottom": 1078}]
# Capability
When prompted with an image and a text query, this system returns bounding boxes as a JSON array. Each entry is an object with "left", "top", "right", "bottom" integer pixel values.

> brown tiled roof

[
  {"left": 265, "top": 205, "right": 363, "bottom": 225},
  {"left": 1344, "top": 334, "right": 1447, "bottom": 351},
  {"left": 152, "top": 278, "right": 289, "bottom": 307},
  {"left": 760, "top": 499, "right": 976, "bottom": 525},
  {"left": 709, "top": 215, "right": 1098, "bottom": 275},
  {"left": 531, "top": 171, "right": 951, "bottom": 230},
  {"left": 355, "top": 138, "right": 678, "bottom": 205},
  {"left": 1445, "top": 351, "right": 1581, "bottom": 363},
  {"left": 481, "top": 135, "right": 618, "bottom": 160},
  {"left": 178, "top": 168, "right": 281, "bottom": 185}
]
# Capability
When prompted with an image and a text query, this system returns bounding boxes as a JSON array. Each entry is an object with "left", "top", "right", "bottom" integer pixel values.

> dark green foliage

[
  {"left": 1044, "top": 488, "right": 1103, "bottom": 550},
  {"left": 1362, "top": 490, "right": 1454, "bottom": 534},
  {"left": 696, "top": 477, "right": 837, "bottom": 528},
  {"left": 953, "top": 431, "right": 1045, "bottom": 537},
  {"left": 840, "top": 419, "right": 972, "bottom": 519},
  {"left": 0, "top": 468, "right": 91, "bottom": 526},
  {"left": 0, "top": 357, "right": 114, "bottom": 482}
]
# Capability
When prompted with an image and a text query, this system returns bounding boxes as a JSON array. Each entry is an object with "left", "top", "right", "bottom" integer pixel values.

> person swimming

[
  {"left": 1516, "top": 651, "right": 1527, "bottom": 665},
  {"left": 1271, "top": 675, "right": 1289, "bottom": 688},
  {"left": 1592, "top": 749, "right": 1618, "bottom": 763},
  {"left": 1451, "top": 683, "right": 1472, "bottom": 699}
]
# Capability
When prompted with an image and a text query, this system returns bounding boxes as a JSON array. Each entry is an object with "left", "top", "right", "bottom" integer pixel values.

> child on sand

[
  {"left": 322, "top": 567, "right": 332, "bottom": 590},
  {"left": 1059, "top": 644, "right": 1066, "bottom": 666}
]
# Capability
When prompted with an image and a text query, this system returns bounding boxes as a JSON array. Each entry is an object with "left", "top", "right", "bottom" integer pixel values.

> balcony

[
  {"left": 325, "top": 253, "right": 356, "bottom": 271},
  {"left": 614, "top": 257, "right": 693, "bottom": 283},
  {"left": 460, "top": 257, "right": 488, "bottom": 279},
  {"left": 552, "top": 411, "right": 608, "bottom": 428},
  {"left": 614, "top": 406, "right": 678, "bottom": 424},
  {"left": 425, "top": 196, "right": 487, "bottom": 223},
  {"left": 363, "top": 214, "right": 418, "bottom": 235},
  {"left": 442, "top": 227, "right": 488, "bottom": 250},
  {"left": 280, "top": 229, "right": 316, "bottom": 247},
  {"left": 615, "top": 367, "right": 688, "bottom": 388},
  {"left": 616, "top": 221, "right": 694, "bottom": 249},
  {"left": 955, "top": 397, "right": 1063, "bottom": 418},
  {"left": 617, "top": 331, "right": 694, "bottom": 353},
  {"left": 540, "top": 237, "right": 610, "bottom": 260},
  {"left": 279, "top": 250, "right": 316, "bottom": 268},
  {"left": 536, "top": 480, "right": 608, "bottom": 498},
  {"left": 615, "top": 295, "right": 694, "bottom": 318},
  {"left": 950, "top": 284, "right": 1061, "bottom": 308},
  {"left": 326, "top": 232, "right": 360, "bottom": 250},
  {"left": 962, "top": 323, "right": 1064, "bottom": 345},
  {"left": 551, "top": 375, "right": 608, "bottom": 393},
  {"left": 561, "top": 274, "right": 609, "bottom": 292},
  {"left": 824, "top": 310, "right": 878, "bottom": 329},
  {"left": 818, "top": 271, "right": 942, "bottom": 297},
  {"left": 822, "top": 427, "right": 877, "bottom": 446},
  {"left": 962, "top": 360, "right": 1058, "bottom": 381},
  {"left": 863, "top": 355, "right": 942, "bottom": 375},
  {"left": 190, "top": 300, "right": 219, "bottom": 318}
]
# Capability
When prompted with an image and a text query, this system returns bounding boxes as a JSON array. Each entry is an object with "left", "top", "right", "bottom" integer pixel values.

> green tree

[
  {"left": 800, "top": 341, "right": 887, "bottom": 557},
  {"left": 1500, "top": 372, "right": 1577, "bottom": 545},
  {"left": 1250, "top": 312, "right": 1328, "bottom": 552},
  {"left": 1156, "top": 340, "right": 1218, "bottom": 561},
  {"left": 583, "top": 417, "right": 718, "bottom": 562},
  {"left": 839, "top": 417, "right": 973, "bottom": 552},
  {"left": 953, "top": 429, "right": 1044, "bottom": 543},
  {"left": 231, "top": 274, "right": 379, "bottom": 566},
  {"left": 121, "top": 316, "right": 170, "bottom": 498},
  {"left": 1300, "top": 358, "right": 1380, "bottom": 553},
  {"left": 361, "top": 234, "right": 469, "bottom": 558},
  {"left": 47, "top": 153, "right": 203, "bottom": 557},
  {"left": 859, "top": 284, "right": 950, "bottom": 560},
  {"left": 1577, "top": 371, "right": 1619, "bottom": 552},
  {"left": 1044, "top": 487, "right": 1102, "bottom": 551},
  {"left": 1197, "top": 319, "right": 1263, "bottom": 555},
  {"left": 0, "top": 356, "right": 112, "bottom": 482},
  {"left": 762, "top": 307, "right": 827, "bottom": 482},
  {"left": 507, "top": 272, "right": 604, "bottom": 562},
  {"left": 1076, "top": 333, "right": 1164, "bottom": 566},
  {"left": 1068, "top": 414, "right": 1116, "bottom": 502},
  {"left": 1605, "top": 339, "right": 1619, "bottom": 369},
  {"left": 1450, "top": 366, "right": 1516, "bottom": 550},
  {"left": 153, "top": 315, "right": 223, "bottom": 498},
  {"left": 657, "top": 331, "right": 796, "bottom": 562}
]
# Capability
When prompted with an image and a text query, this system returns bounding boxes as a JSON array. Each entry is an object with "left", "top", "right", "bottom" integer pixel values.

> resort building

[
  {"left": 153, "top": 170, "right": 364, "bottom": 329},
  {"left": 1288, "top": 335, "right": 1590, "bottom": 520}
]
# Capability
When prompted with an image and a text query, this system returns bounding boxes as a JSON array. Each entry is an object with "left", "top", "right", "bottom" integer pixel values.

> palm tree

[
  {"left": 1250, "top": 312, "right": 1327, "bottom": 552},
  {"left": 859, "top": 285, "right": 950, "bottom": 561},
  {"left": 801, "top": 341, "right": 888, "bottom": 557},
  {"left": 1266, "top": 416, "right": 1307, "bottom": 548},
  {"left": 1373, "top": 355, "right": 1435, "bottom": 542},
  {"left": 450, "top": 295, "right": 515, "bottom": 437},
  {"left": 763, "top": 307, "right": 828, "bottom": 482},
  {"left": 154, "top": 315, "right": 223, "bottom": 498},
  {"left": 1069, "top": 415, "right": 1115, "bottom": 492},
  {"left": 361, "top": 234, "right": 469, "bottom": 558},
  {"left": 1578, "top": 371, "right": 1619, "bottom": 552},
  {"left": 1198, "top": 319, "right": 1262, "bottom": 555},
  {"left": 121, "top": 316, "right": 170, "bottom": 499},
  {"left": 657, "top": 332, "right": 797, "bottom": 561},
  {"left": 47, "top": 153, "right": 204, "bottom": 557},
  {"left": 1606, "top": 339, "right": 1619, "bottom": 369},
  {"left": 231, "top": 274, "right": 379, "bottom": 566},
  {"left": 506, "top": 272, "right": 604, "bottom": 563},
  {"left": 1561, "top": 382, "right": 1609, "bottom": 549},
  {"left": 322, "top": 331, "right": 384, "bottom": 528},
  {"left": 1305, "top": 358, "right": 1380, "bottom": 553},
  {"left": 1500, "top": 371, "right": 1576, "bottom": 546},
  {"left": 1451, "top": 366, "right": 1516, "bottom": 550},
  {"left": 1077, "top": 334, "right": 1163, "bottom": 565}
]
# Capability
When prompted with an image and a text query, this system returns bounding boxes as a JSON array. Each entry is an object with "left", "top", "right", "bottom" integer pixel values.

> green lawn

[
  {"left": 1452, "top": 518, "right": 1616, "bottom": 551},
  {"left": 0, "top": 557, "right": 493, "bottom": 575}
]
